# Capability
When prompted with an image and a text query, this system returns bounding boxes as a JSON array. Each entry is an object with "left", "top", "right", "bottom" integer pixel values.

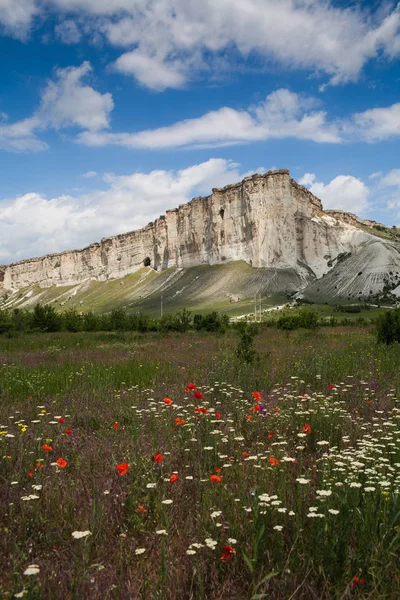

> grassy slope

[{"left": 0, "top": 262, "right": 292, "bottom": 317}]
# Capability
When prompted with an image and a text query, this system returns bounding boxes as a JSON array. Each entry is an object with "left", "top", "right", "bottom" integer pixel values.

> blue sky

[{"left": 0, "top": 0, "right": 400, "bottom": 264}]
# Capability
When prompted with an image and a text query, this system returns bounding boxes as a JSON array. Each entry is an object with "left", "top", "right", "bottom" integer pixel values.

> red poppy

[
  {"left": 221, "top": 545, "right": 236, "bottom": 562},
  {"left": 252, "top": 392, "right": 261, "bottom": 401},
  {"left": 113, "top": 421, "right": 119, "bottom": 430},
  {"left": 175, "top": 417, "right": 185, "bottom": 425},
  {"left": 58, "top": 417, "right": 65, "bottom": 423},
  {"left": 116, "top": 462, "right": 129, "bottom": 476},
  {"left": 246, "top": 415, "right": 252, "bottom": 421},
  {"left": 328, "top": 384, "right": 335, "bottom": 390},
  {"left": 268, "top": 432, "right": 274, "bottom": 439},
  {"left": 215, "top": 412, "right": 222, "bottom": 419},
  {"left": 170, "top": 473, "right": 179, "bottom": 484},
  {"left": 269, "top": 457, "right": 279, "bottom": 466},
  {"left": 366, "top": 400, "right": 372, "bottom": 406},
  {"left": 201, "top": 407, "right": 208, "bottom": 414},
  {"left": 27, "top": 395, "right": 32, "bottom": 401},
  {"left": 36, "top": 462, "right": 44, "bottom": 469},
  {"left": 194, "top": 391, "right": 203, "bottom": 399},
  {"left": 137, "top": 505, "right": 147, "bottom": 513},
  {"left": 302, "top": 423, "right": 312, "bottom": 434},
  {"left": 188, "top": 383, "right": 197, "bottom": 390},
  {"left": 164, "top": 397, "right": 173, "bottom": 405},
  {"left": 56, "top": 458, "right": 67, "bottom": 468},
  {"left": 352, "top": 576, "right": 365, "bottom": 588},
  {"left": 65, "top": 429, "right": 73, "bottom": 435},
  {"left": 194, "top": 407, "right": 201, "bottom": 414},
  {"left": 28, "top": 468, "right": 34, "bottom": 478},
  {"left": 274, "top": 408, "right": 279, "bottom": 414},
  {"left": 214, "top": 468, "right": 222, "bottom": 473},
  {"left": 210, "top": 474, "right": 222, "bottom": 483},
  {"left": 254, "top": 404, "right": 261, "bottom": 413},
  {"left": 41, "top": 443, "right": 53, "bottom": 452},
  {"left": 153, "top": 452, "right": 163, "bottom": 464},
  {"left": 242, "top": 451, "right": 250, "bottom": 458}
]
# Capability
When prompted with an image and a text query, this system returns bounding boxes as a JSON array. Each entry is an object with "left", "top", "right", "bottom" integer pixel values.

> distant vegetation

[
  {"left": 0, "top": 304, "right": 380, "bottom": 337},
  {"left": 376, "top": 308, "right": 400, "bottom": 345},
  {"left": 0, "top": 304, "right": 230, "bottom": 335}
]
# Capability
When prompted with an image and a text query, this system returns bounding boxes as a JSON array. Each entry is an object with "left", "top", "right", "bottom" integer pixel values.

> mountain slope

[{"left": 1, "top": 168, "right": 400, "bottom": 310}]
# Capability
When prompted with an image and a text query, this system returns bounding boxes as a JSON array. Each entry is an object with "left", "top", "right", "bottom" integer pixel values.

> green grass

[{"left": 2, "top": 326, "right": 400, "bottom": 599}]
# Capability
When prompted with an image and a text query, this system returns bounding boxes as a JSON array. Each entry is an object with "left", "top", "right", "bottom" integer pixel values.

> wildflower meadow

[{"left": 1, "top": 326, "right": 400, "bottom": 599}]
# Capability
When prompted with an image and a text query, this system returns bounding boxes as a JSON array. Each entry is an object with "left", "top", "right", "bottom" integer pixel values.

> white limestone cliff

[{"left": 0, "top": 169, "right": 382, "bottom": 292}]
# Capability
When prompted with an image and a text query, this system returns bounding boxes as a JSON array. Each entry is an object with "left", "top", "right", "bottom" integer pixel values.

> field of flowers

[{"left": 1, "top": 327, "right": 400, "bottom": 599}]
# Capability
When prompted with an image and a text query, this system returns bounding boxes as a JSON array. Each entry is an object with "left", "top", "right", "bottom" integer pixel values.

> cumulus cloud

[
  {"left": 1, "top": 2, "right": 399, "bottom": 88},
  {"left": 76, "top": 88, "right": 400, "bottom": 150},
  {"left": 39, "top": 62, "right": 113, "bottom": 131},
  {"left": 299, "top": 173, "right": 370, "bottom": 214},
  {"left": 54, "top": 19, "right": 81, "bottom": 44},
  {"left": 114, "top": 51, "right": 186, "bottom": 91},
  {"left": 0, "top": 159, "right": 259, "bottom": 263},
  {"left": 0, "top": 0, "right": 38, "bottom": 39},
  {"left": 78, "top": 88, "right": 341, "bottom": 149},
  {"left": 350, "top": 103, "right": 400, "bottom": 142},
  {"left": 81, "top": 170, "right": 97, "bottom": 178},
  {"left": 380, "top": 169, "right": 400, "bottom": 188},
  {"left": 54, "top": 0, "right": 400, "bottom": 89},
  {"left": 0, "top": 62, "right": 113, "bottom": 152},
  {"left": 2, "top": 65, "right": 400, "bottom": 153}
]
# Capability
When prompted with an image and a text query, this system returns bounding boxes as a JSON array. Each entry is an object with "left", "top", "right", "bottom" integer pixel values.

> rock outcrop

[{"left": 0, "top": 169, "right": 389, "bottom": 294}]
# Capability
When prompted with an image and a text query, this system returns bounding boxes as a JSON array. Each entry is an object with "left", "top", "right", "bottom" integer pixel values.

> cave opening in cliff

[
  {"left": 143, "top": 257, "right": 151, "bottom": 267},
  {"left": 219, "top": 208, "right": 225, "bottom": 219}
]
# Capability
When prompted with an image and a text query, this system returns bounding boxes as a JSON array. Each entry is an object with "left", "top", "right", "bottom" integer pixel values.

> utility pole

[{"left": 161, "top": 293, "right": 163, "bottom": 318}]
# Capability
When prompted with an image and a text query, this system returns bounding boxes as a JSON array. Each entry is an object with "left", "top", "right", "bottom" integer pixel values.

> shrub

[
  {"left": 277, "top": 309, "right": 320, "bottom": 331},
  {"left": 32, "top": 304, "right": 63, "bottom": 332},
  {"left": 63, "top": 308, "right": 83, "bottom": 332},
  {"left": 234, "top": 322, "right": 259, "bottom": 364},
  {"left": 376, "top": 309, "right": 400, "bottom": 345}
]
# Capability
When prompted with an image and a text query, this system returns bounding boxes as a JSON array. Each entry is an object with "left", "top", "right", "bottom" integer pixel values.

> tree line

[{"left": 0, "top": 305, "right": 230, "bottom": 335}]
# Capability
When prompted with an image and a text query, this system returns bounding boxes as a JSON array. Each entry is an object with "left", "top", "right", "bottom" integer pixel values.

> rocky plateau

[{"left": 1, "top": 168, "right": 400, "bottom": 312}]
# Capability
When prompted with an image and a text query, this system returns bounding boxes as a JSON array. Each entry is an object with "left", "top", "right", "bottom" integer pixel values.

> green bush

[
  {"left": 63, "top": 308, "right": 83, "bottom": 332},
  {"left": 32, "top": 304, "right": 63, "bottom": 332},
  {"left": 277, "top": 309, "right": 320, "bottom": 331},
  {"left": 376, "top": 309, "right": 400, "bottom": 345},
  {"left": 234, "top": 322, "right": 260, "bottom": 364}
]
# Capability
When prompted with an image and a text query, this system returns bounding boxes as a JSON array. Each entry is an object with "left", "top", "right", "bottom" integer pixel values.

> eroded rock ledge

[{"left": 0, "top": 169, "right": 377, "bottom": 291}]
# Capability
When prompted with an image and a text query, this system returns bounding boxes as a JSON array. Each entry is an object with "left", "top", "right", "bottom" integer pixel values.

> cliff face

[{"left": 0, "top": 169, "right": 378, "bottom": 292}]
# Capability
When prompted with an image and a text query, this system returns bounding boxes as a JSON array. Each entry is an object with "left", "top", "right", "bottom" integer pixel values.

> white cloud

[
  {"left": 2, "top": 2, "right": 399, "bottom": 89},
  {"left": 78, "top": 88, "right": 340, "bottom": 149},
  {"left": 350, "top": 103, "right": 400, "bottom": 142},
  {"left": 39, "top": 62, "right": 113, "bottom": 131},
  {"left": 77, "top": 88, "right": 400, "bottom": 150},
  {"left": 54, "top": 19, "right": 81, "bottom": 44},
  {"left": 0, "top": 62, "right": 113, "bottom": 152},
  {"left": 368, "top": 169, "right": 400, "bottom": 224},
  {"left": 0, "top": 116, "right": 47, "bottom": 152},
  {"left": 0, "top": 0, "right": 38, "bottom": 39},
  {"left": 114, "top": 51, "right": 186, "bottom": 91},
  {"left": 0, "top": 159, "right": 257, "bottom": 263},
  {"left": 300, "top": 173, "right": 370, "bottom": 214},
  {"left": 82, "top": 170, "right": 97, "bottom": 178},
  {"left": 49, "top": 0, "right": 400, "bottom": 90},
  {"left": 299, "top": 173, "right": 316, "bottom": 187},
  {"left": 380, "top": 169, "right": 400, "bottom": 188}
]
